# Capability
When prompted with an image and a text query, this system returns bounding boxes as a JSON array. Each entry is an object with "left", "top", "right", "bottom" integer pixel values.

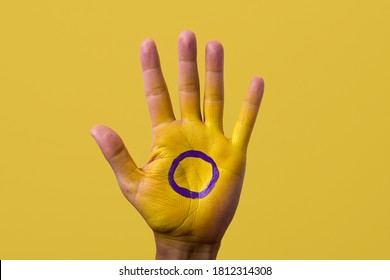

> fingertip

[
  {"left": 90, "top": 124, "right": 108, "bottom": 138},
  {"left": 247, "top": 76, "right": 265, "bottom": 105},
  {"left": 140, "top": 38, "right": 156, "bottom": 51},
  {"left": 206, "top": 41, "right": 224, "bottom": 71},
  {"left": 140, "top": 38, "right": 159, "bottom": 70},
  {"left": 90, "top": 124, "right": 102, "bottom": 139},
  {"left": 89, "top": 125, "right": 126, "bottom": 158},
  {"left": 179, "top": 30, "right": 196, "bottom": 43},
  {"left": 206, "top": 40, "right": 224, "bottom": 53},
  {"left": 89, "top": 125, "right": 122, "bottom": 152},
  {"left": 251, "top": 76, "right": 265, "bottom": 91},
  {"left": 90, "top": 126, "right": 97, "bottom": 138},
  {"left": 178, "top": 30, "right": 197, "bottom": 60}
]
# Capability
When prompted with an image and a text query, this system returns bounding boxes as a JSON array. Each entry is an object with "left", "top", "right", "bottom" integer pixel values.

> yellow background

[{"left": 1, "top": 0, "right": 389, "bottom": 259}]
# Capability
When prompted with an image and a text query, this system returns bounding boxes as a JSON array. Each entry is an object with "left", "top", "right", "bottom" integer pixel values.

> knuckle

[
  {"left": 179, "top": 82, "right": 200, "bottom": 93},
  {"left": 145, "top": 85, "right": 167, "bottom": 97}
]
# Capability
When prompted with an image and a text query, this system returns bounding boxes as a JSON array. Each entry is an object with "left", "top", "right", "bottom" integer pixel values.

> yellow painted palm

[{"left": 91, "top": 31, "right": 264, "bottom": 258}]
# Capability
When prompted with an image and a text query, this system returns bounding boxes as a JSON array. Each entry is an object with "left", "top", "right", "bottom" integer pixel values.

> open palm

[{"left": 91, "top": 31, "right": 264, "bottom": 259}]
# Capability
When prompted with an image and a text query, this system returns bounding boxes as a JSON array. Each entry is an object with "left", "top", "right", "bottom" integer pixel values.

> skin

[{"left": 90, "top": 30, "right": 265, "bottom": 259}]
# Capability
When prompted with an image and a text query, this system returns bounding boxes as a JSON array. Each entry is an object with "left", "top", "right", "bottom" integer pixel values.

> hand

[{"left": 91, "top": 31, "right": 264, "bottom": 259}]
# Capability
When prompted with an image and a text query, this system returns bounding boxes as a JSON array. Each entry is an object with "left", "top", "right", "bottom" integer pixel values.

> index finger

[{"left": 140, "top": 39, "right": 175, "bottom": 127}]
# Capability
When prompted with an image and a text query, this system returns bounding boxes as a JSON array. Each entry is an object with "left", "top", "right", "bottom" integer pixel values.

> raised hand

[{"left": 91, "top": 30, "right": 264, "bottom": 259}]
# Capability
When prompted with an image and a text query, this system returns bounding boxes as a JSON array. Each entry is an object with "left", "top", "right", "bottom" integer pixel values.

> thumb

[{"left": 90, "top": 125, "right": 139, "bottom": 198}]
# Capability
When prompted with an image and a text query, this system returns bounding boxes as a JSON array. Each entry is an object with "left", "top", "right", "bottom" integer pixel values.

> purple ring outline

[{"left": 168, "top": 150, "right": 219, "bottom": 199}]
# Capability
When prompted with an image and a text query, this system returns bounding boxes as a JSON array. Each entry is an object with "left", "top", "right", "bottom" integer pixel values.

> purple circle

[{"left": 168, "top": 150, "right": 220, "bottom": 199}]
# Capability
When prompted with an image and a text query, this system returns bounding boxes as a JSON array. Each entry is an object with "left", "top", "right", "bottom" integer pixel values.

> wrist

[{"left": 154, "top": 233, "right": 221, "bottom": 260}]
